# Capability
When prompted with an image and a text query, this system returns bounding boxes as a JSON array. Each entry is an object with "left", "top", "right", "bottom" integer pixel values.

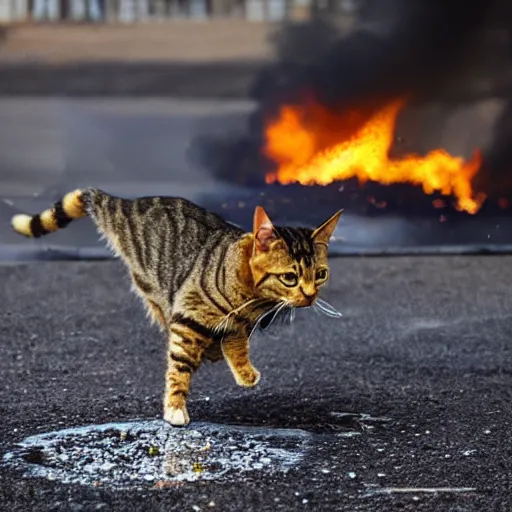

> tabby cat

[{"left": 11, "top": 188, "right": 342, "bottom": 426}]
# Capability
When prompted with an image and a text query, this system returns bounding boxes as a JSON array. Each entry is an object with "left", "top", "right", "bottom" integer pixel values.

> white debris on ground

[{"left": 2, "top": 420, "right": 311, "bottom": 490}]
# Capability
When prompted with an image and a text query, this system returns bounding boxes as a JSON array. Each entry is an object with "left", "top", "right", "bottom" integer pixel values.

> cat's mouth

[
  {"left": 296, "top": 300, "right": 314, "bottom": 308},
  {"left": 295, "top": 295, "right": 318, "bottom": 308}
]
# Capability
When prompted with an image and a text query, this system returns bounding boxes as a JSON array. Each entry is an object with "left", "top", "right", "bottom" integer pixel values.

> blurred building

[{"left": 0, "top": 0, "right": 367, "bottom": 22}]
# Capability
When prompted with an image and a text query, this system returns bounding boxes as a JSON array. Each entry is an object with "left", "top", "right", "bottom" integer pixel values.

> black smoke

[{"left": 191, "top": 0, "right": 512, "bottom": 195}]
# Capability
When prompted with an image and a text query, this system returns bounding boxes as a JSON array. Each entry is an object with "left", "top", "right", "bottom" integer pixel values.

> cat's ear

[
  {"left": 253, "top": 206, "right": 278, "bottom": 253},
  {"left": 312, "top": 209, "right": 343, "bottom": 246}
]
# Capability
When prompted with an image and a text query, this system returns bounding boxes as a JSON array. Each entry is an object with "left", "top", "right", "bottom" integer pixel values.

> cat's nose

[
  {"left": 301, "top": 291, "right": 317, "bottom": 306},
  {"left": 300, "top": 284, "right": 316, "bottom": 301}
]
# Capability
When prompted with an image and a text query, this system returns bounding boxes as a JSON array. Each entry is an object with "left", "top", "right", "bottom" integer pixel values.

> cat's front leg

[
  {"left": 163, "top": 327, "right": 206, "bottom": 426},
  {"left": 222, "top": 336, "right": 261, "bottom": 388}
]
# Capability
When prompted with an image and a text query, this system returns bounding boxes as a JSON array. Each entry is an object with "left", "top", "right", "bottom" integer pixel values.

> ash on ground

[{"left": 2, "top": 420, "right": 310, "bottom": 490}]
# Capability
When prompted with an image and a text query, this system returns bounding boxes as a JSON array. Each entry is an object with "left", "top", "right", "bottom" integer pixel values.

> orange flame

[{"left": 264, "top": 97, "right": 485, "bottom": 214}]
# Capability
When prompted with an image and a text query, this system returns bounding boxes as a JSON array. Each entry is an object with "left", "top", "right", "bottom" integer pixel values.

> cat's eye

[
  {"left": 278, "top": 272, "right": 298, "bottom": 287},
  {"left": 315, "top": 269, "right": 328, "bottom": 282}
]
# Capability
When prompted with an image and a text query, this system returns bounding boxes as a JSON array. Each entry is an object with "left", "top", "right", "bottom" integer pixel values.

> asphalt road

[{"left": 0, "top": 256, "right": 511, "bottom": 511}]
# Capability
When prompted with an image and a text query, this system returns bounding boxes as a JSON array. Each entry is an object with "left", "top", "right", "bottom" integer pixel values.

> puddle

[{"left": 2, "top": 420, "right": 311, "bottom": 490}]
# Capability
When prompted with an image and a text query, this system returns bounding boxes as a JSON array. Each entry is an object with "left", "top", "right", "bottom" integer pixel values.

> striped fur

[
  {"left": 11, "top": 188, "right": 342, "bottom": 426},
  {"left": 11, "top": 189, "right": 86, "bottom": 238}
]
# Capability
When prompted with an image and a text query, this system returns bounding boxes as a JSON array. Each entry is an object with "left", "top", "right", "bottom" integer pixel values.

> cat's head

[{"left": 249, "top": 206, "right": 342, "bottom": 308}]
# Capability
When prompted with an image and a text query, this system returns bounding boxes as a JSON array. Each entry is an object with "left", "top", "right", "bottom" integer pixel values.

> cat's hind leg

[
  {"left": 130, "top": 271, "right": 168, "bottom": 332},
  {"left": 146, "top": 299, "right": 167, "bottom": 331}
]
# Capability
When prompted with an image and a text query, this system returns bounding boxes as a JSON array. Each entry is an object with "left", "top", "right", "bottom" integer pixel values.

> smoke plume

[{"left": 191, "top": 0, "right": 512, "bottom": 196}]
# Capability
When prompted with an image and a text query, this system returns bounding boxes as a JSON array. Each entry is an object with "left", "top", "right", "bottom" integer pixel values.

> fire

[{"left": 264, "top": 97, "right": 484, "bottom": 214}]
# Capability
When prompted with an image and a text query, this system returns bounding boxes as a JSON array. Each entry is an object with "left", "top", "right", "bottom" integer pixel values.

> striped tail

[{"left": 11, "top": 189, "right": 88, "bottom": 238}]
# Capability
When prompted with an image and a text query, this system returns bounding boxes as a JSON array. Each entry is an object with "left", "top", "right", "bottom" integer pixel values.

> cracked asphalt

[{"left": 0, "top": 256, "right": 511, "bottom": 511}]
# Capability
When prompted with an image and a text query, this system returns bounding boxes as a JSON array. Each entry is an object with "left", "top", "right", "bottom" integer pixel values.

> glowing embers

[
  {"left": 2, "top": 420, "right": 310, "bottom": 490},
  {"left": 264, "top": 97, "right": 484, "bottom": 214}
]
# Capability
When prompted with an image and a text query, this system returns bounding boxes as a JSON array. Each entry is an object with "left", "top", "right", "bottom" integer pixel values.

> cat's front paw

[
  {"left": 234, "top": 366, "right": 261, "bottom": 388},
  {"left": 164, "top": 406, "right": 190, "bottom": 426}
]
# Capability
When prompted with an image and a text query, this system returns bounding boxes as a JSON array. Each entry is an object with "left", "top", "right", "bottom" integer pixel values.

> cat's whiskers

[
  {"left": 247, "top": 299, "right": 291, "bottom": 341},
  {"left": 214, "top": 297, "right": 269, "bottom": 334},
  {"left": 277, "top": 304, "right": 296, "bottom": 326},
  {"left": 312, "top": 297, "right": 343, "bottom": 318},
  {"left": 219, "top": 300, "right": 285, "bottom": 351}
]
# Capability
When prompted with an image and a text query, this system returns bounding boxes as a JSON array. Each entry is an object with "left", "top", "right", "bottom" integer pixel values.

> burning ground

[{"left": 191, "top": 0, "right": 512, "bottom": 215}]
